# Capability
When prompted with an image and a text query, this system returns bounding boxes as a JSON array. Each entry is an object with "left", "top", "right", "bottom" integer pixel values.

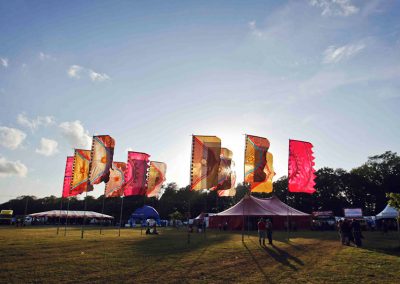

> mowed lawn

[{"left": 0, "top": 226, "right": 399, "bottom": 284}]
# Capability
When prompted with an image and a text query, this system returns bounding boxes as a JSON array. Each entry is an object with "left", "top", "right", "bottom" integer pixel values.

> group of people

[
  {"left": 338, "top": 219, "right": 363, "bottom": 247},
  {"left": 257, "top": 217, "right": 273, "bottom": 246}
]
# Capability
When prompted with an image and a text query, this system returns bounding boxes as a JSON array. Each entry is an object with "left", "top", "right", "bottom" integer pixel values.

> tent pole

[
  {"left": 64, "top": 198, "right": 71, "bottom": 236},
  {"left": 100, "top": 192, "right": 106, "bottom": 235},
  {"left": 118, "top": 196, "right": 124, "bottom": 237},
  {"left": 56, "top": 197, "right": 63, "bottom": 235},
  {"left": 81, "top": 191, "right": 88, "bottom": 239}
]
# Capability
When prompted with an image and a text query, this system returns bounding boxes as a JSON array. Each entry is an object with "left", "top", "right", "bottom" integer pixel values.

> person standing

[
  {"left": 351, "top": 219, "right": 362, "bottom": 247},
  {"left": 266, "top": 219, "right": 273, "bottom": 245},
  {"left": 257, "top": 217, "right": 266, "bottom": 246}
]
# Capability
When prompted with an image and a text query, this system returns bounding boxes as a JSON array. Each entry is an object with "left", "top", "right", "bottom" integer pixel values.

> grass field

[{"left": 0, "top": 226, "right": 399, "bottom": 284}]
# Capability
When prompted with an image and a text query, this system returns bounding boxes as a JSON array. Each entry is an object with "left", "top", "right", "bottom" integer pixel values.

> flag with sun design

[
  {"left": 105, "top": 162, "right": 127, "bottom": 197},
  {"left": 71, "top": 149, "right": 93, "bottom": 195},
  {"left": 89, "top": 135, "right": 115, "bottom": 185}
]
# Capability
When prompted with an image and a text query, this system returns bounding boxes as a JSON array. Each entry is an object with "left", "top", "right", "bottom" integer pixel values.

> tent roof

[
  {"left": 216, "top": 195, "right": 310, "bottom": 217},
  {"left": 29, "top": 210, "right": 114, "bottom": 219},
  {"left": 376, "top": 205, "right": 399, "bottom": 219},
  {"left": 131, "top": 205, "right": 160, "bottom": 220}
]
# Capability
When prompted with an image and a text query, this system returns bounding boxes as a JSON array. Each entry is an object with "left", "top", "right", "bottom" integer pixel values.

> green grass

[{"left": 0, "top": 226, "right": 399, "bottom": 283}]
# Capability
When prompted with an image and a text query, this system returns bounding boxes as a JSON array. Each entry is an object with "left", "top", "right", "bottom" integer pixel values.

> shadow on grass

[{"left": 243, "top": 242, "right": 275, "bottom": 283}]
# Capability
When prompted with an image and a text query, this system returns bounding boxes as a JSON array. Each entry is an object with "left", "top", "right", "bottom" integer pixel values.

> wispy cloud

[
  {"left": 248, "top": 21, "right": 264, "bottom": 38},
  {"left": 39, "top": 52, "right": 55, "bottom": 61},
  {"left": 17, "top": 113, "right": 55, "bottom": 131},
  {"left": 0, "top": 126, "right": 27, "bottom": 150},
  {"left": 35, "top": 138, "right": 59, "bottom": 157},
  {"left": 0, "top": 156, "right": 28, "bottom": 177},
  {"left": 309, "top": 0, "right": 359, "bottom": 16},
  {"left": 0, "top": 57, "right": 8, "bottom": 68},
  {"left": 67, "top": 65, "right": 110, "bottom": 82},
  {"left": 322, "top": 43, "right": 365, "bottom": 64},
  {"left": 59, "top": 120, "right": 91, "bottom": 149}
]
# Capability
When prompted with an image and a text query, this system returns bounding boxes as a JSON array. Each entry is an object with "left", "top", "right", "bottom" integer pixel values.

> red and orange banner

[
  {"left": 62, "top": 156, "right": 74, "bottom": 198},
  {"left": 89, "top": 135, "right": 115, "bottom": 185},
  {"left": 212, "top": 148, "right": 233, "bottom": 191},
  {"left": 146, "top": 161, "right": 167, "bottom": 198},
  {"left": 71, "top": 149, "right": 93, "bottom": 195},
  {"left": 191, "top": 135, "right": 221, "bottom": 190},
  {"left": 105, "top": 162, "right": 127, "bottom": 198},
  {"left": 244, "top": 135, "right": 270, "bottom": 190},
  {"left": 288, "top": 139, "right": 316, "bottom": 194},
  {"left": 251, "top": 152, "right": 275, "bottom": 193},
  {"left": 124, "top": 151, "right": 150, "bottom": 196},
  {"left": 218, "top": 171, "right": 237, "bottom": 197}
]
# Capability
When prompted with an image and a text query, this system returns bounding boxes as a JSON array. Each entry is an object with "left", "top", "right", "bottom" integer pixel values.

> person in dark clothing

[
  {"left": 351, "top": 219, "right": 362, "bottom": 247},
  {"left": 342, "top": 219, "right": 351, "bottom": 245},
  {"left": 338, "top": 220, "right": 345, "bottom": 245},
  {"left": 266, "top": 219, "right": 273, "bottom": 245}
]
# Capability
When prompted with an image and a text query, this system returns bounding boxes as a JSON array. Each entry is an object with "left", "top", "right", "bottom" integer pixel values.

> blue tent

[{"left": 129, "top": 205, "right": 161, "bottom": 227}]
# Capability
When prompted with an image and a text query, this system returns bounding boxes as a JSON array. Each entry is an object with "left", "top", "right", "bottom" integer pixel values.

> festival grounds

[{"left": 0, "top": 227, "right": 399, "bottom": 283}]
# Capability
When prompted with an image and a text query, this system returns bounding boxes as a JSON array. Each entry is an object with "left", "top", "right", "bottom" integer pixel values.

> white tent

[
  {"left": 29, "top": 210, "right": 114, "bottom": 219},
  {"left": 376, "top": 205, "right": 399, "bottom": 219}
]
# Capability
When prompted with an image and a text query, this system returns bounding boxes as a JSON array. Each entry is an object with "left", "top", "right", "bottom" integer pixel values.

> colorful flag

[
  {"left": 251, "top": 152, "right": 275, "bottom": 193},
  {"left": 124, "top": 151, "right": 150, "bottom": 196},
  {"left": 212, "top": 148, "right": 233, "bottom": 191},
  {"left": 71, "top": 149, "right": 93, "bottom": 195},
  {"left": 191, "top": 135, "right": 221, "bottom": 190},
  {"left": 244, "top": 135, "right": 270, "bottom": 189},
  {"left": 146, "top": 161, "right": 167, "bottom": 198},
  {"left": 89, "top": 135, "right": 115, "bottom": 185},
  {"left": 288, "top": 139, "right": 316, "bottom": 194},
  {"left": 62, "top": 156, "right": 74, "bottom": 198},
  {"left": 218, "top": 171, "right": 237, "bottom": 197},
  {"left": 105, "top": 162, "right": 127, "bottom": 198}
]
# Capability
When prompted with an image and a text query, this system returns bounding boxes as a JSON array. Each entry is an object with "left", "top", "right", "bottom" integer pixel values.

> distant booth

[
  {"left": 209, "top": 195, "right": 311, "bottom": 230},
  {"left": 376, "top": 205, "right": 399, "bottom": 230},
  {"left": 129, "top": 205, "right": 161, "bottom": 227},
  {"left": 29, "top": 210, "right": 114, "bottom": 225}
]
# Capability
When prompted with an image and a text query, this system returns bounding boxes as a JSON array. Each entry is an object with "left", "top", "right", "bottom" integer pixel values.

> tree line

[{"left": 1, "top": 151, "right": 399, "bottom": 223}]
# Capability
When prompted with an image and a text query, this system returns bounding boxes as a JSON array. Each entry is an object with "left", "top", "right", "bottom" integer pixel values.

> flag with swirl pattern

[
  {"left": 124, "top": 151, "right": 150, "bottom": 196},
  {"left": 251, "top": 152, "right": 275, "bottom": 193},
  {"left": 212, "top": 148, "right": 233, "bottom": 191},
  {"left": 218, "top": 170, "right": 237, "bottom": 197},
  {"left": 191, "top": 135, "right": 221, "bottom": 190},
  {"left": 288, "top": 139, "right": 316, "bottom": 194},
  {"left": 244, "top": 135, "right": 270, "bottom": 190},
  {"left": 62, "top": 156, "right": 74, "bottom": 198},
  {"left": 105, "top": 162, "right": 127, "bottom": 197},
  {"left": 89, "top": 135, "right": 115, "bottom": 185},
  {"left": 71, "top": 149, "right": 93, "bottom": 195},
  {"left": 146, "top": 161, "right": 167, "bottom": 198}
]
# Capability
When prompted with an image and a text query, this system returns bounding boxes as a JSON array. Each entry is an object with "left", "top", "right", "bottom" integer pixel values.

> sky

[{"left": 0, "top": 0, "right": 399, "bottom": 203}]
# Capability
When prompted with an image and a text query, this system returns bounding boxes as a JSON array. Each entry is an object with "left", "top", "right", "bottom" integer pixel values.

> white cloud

[
  {"left": 322, "top": 43, "right": 365, "bottom": 64},
  {"left": 67, "top": 65, "right": 84, "bottom": 79},
  {"left": 309, "top": 0, "right": 359, "bottom": 16},
  {"left": 88, "top": 70, "right": 110, "bottom": 82},
  {"left": 0, "top": 126, "right": 27, "bottom": 150},
  {"left": 248, "top": 20, "right": 264, "bottom": 38},
  {"left": 1, "top": 57, "right": 8, "bottom": 68},
  {"left": 0, "top": 156, "right": 28, "bottom": 177},
  {"left": 67, "top": 65, "right": 110, "bottom": 82},
  {"left": 59, "top": 120, "right": 92, "bottom": 149},
  {"left": 35, "top": 138, "right": 59, "bottom": 156},
  {"left": 39, "top": 52, "right": 55, "bottom": 61},
  {"left": 17, "top": 113, "right": 55, "bottom": 131}
]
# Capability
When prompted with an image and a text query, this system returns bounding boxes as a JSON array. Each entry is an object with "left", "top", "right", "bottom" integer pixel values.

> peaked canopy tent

[
  {"left": 209, "top": 195, "right": 311, "bottom": 230},
  {"left": 376, "top": 205, "right": 399, "bottom": 219},
  {"left": 29, "top": 210, "right": 114, "bottom": 219},
  {"left": 129, "top": 205, "right": 161, "bottom": 226}
]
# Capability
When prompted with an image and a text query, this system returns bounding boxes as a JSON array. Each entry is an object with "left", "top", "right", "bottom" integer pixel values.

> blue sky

[{"left": 1, "top": 0, "right": 399, "bottom": 202}]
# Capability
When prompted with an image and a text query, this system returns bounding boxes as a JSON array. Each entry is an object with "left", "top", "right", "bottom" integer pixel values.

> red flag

[
  {"left": 288, "top": 139, "right": 316, "bottom": 194},
  {"left": 124, "top": 151, "right": 150, "bottom": 196},
  {"left": 62, "top": 156, "right": 74, "bottom": 198}
]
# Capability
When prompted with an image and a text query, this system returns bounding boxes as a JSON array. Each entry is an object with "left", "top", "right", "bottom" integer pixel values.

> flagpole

[
  {"left": 242, "top": 134, "right": 246, "bottom": 242},
  {"left": 64, "top": 197, "right": 71, "bottom": 236},
  {"left": 287, "top": 139, "right": 290, "bottom": 241},
  {"left": 118, "top": 196, "right": 124, "bottom": 237},
  {"left": 81, "top": 191, "right": 88, "bottom": 239},
  {"left": 99, "top": 191, "right": 106, "bottom": 235},
  {"left": 56, "top": 197, "right": 63, "bottom": 235}
]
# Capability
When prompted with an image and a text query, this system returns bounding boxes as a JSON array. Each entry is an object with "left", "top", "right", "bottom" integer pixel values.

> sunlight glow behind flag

[
  {"left": 62, "top": 156, "right": 74, "bottom": 198},
  {"left": 244, "top": 135, "right": 270, "bottom": 190},
  {"left": 71, "top": 149, "right": 93, "bottom": 195},
  {"left": 191, "top": 135, "right": 221, "bottom": 190},
  {"left": 212, "top": 148, "right": 233, "bottom": 191},
  {"left": 105, "top": 162, "right": 126, "bottom": 198},
  {"left": 89, "top": 135, "right": 115, "bottom": 185},
  {"left": 124, "top": 151, "right": 150, "bottom": 196},
  {"left": 146, "top": 161, "right": 167, "bottom": 198},
  {"left": 288, "top": 139, "right": 316, "bottom": 194}
]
